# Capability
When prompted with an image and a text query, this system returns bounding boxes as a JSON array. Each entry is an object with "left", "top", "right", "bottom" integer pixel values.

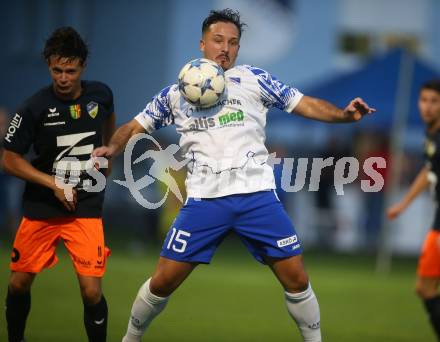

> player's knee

[
  {"left": 9, "top": 276, "right": 33, "bottom": 294},
  {"left": 150, "top": 275, "right": 178, "bottom": 297},
  {"left": 80, "top": 285, "right": 102, "bottom": 304},
  {"left": 415, "top": 283, "right": 436, "bottom": 299},
  {"left": 283, "top": 271, "right": 309, "bottom": 293}
]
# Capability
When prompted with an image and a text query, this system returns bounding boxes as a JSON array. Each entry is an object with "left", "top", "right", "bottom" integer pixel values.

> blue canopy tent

[{"left": 303, "top": 48, "right": 440, "bottom": 128}]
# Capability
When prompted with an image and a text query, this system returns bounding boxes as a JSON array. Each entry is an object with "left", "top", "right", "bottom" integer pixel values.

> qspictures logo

[{"left": 54, "top": 133, "right": 387, "bottom": 210}]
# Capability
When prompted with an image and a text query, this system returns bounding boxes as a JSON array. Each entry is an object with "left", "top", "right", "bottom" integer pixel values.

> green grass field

[{"left": 0, "top": 237, "right": 436, "bottom": 341}]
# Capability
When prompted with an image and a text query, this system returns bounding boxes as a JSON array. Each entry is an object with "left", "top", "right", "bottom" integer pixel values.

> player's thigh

[
  {"left": 62, "top": 218, "right": 109, "bottom": 277},
  {"left": 160, "top": 197, "right": 233, "bottom": 264},
  {"left": 10, "top": 217, "right": 60, "bottom": 273},
  {"left": 235, "top": 191, "right": 303, "bottom": 263}
]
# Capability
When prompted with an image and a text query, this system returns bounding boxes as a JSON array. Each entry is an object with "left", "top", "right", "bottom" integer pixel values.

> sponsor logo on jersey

[
  {"left": 188, "top": 110, "right": 245, "bottom": 131},
  {"left": 47, "top": 107, "right": 60, "bottom": 117},
  {"left": 276, "top": 234, "right": 298, "bottom": 248},
  {"left": 218, "top": 110, "right": 244, "bottom": 125},
  {"left": 4, "top": 113, "right": 22, "bottom": 143},
  {"left": 87, "top": 101, "right": 99, "bottom": 118},
  {"left": 69, "top": 104, "right": 81, "bottom": 119},
  {"left": 185, "top": 98, "right": 243, "bottom": 116},
  {"left": 44, "top": 121, "right": 65, "bottom": 126},
  {"left": 189, "top": 117, "right": 216, "bottom": 130}
]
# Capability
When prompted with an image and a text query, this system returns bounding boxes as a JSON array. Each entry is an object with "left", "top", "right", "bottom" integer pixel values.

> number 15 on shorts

[{"left": 166, "top": 228, "right": 191, "bottom": 253}]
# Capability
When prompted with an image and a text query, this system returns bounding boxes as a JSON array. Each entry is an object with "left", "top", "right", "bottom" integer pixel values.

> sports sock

[
  {"left": 285, "top": 283, "right": 321, "bottom": 342},
  {"left": 424, "top": 295, "right": 440, "bottom": 338},
  {"left": 122, "top": 278, "right": 169, "bottom": 342},
  {"left": 5, "top": 287, "right": 31, "bottom": 342},
  {"left": 84, "top": 295, "right": 108, "bottom": 342}
]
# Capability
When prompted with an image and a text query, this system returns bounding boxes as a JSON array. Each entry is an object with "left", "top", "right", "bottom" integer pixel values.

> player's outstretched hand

[
  {"left": 91, "top": 146, "right": 115, "bottom": 173},
  {"left": 53, "top": 183, "right": 77, "bottom": 212},
  {"left": 343, "top": 97, "right": 376, "bottom": 121},
  {"left": 92, "top": 145, "right": 115, "bottom": 159},
  {"left": 386, "top": 202, "right": 405, "bottom": 220}
]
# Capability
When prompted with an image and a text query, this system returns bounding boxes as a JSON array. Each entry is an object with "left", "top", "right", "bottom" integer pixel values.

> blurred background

[
  {"left": 1, "top": 0, "right": 440, "bottom": 340},
  {"left": 2, "top": 0, "right": 440, "bottom": 256}
]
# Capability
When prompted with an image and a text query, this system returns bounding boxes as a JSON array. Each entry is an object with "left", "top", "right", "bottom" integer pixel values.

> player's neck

[
  {"left": 53, "top": 84, "right": 83, "bottom": 101},
  {"left": 427, "top": 119, "right": 440, "bottom": 135}
]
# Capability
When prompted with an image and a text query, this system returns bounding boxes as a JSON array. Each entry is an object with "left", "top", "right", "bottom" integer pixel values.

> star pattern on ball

[
  {"left": 178, "top": 81, "right": 189, "bottom": 93},
  {"left": 200, "top": 78, "right": 214, "bottom": 95},
  {"left": 188, "top": 59, "right": 208, "bottom": 69}
]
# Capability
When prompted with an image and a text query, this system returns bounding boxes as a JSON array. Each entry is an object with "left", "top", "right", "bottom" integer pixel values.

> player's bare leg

[
  {"left": 266, "top": 255, "right": 322, "bottom": 342},
  {"left": 6, "top": 271, "right": 35, "bottom": 342},
  {"left": 416, "top": 276, "right": 440, "bottom": 338},
  {"left": 122, "top": 257, "right": 196, "bottom": 342},
  {"left": 78, "top": 275, "right": 107, "bottom": 342}
]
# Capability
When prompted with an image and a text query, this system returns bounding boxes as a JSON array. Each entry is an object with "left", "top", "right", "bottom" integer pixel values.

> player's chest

[
  {"left": 37, "top": 101, "right": 107, "bottom": 138},
  {"left": 174, "top": 93, "right": 264, "bottom": 134}
]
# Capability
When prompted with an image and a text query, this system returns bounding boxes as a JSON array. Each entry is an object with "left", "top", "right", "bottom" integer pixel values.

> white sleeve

[
  {"left": 134, "top": 85, "right": 175, "bottom": 133},
  {"left": 246, "top": 66, "right": 303, "bottom": 112}
]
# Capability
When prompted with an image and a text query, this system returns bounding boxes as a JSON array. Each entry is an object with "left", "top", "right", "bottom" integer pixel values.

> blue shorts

[{"left": 160, "top": 190, "right": 302, "bottom": 264}]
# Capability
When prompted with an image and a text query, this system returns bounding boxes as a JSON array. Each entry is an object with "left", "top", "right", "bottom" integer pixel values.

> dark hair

[
  {"left": 421, "top": 80, "right": 440, "bottom": 94},
  {"left": 202, "top": 9, "right": 246, "bottom": 38},
  {"left": 42, "top": 26, "right": 88, "bottom": 64}
]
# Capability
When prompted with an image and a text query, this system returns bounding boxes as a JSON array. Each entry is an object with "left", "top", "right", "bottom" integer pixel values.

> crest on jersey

[
  {"left": 425, "top": 140, "right": 436, "bottom": 157},
  {"left": 69, "top": 104, "right": 81, "bottom": 119},
  {"left": 87, "top": 101, "right": 99, "bottom": 119}
]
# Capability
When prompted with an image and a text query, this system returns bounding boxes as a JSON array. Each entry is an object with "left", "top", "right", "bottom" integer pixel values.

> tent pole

[{"left": 376, "top": 49, "right": 414, "bottom": 274}]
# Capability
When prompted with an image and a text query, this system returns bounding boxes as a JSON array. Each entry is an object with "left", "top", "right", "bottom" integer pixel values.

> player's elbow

[{"left": 1, "top": 150, "right": 18, "bottom": 175}]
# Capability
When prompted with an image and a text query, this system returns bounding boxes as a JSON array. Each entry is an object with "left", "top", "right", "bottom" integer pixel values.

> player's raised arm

[
  {"left": 293, "top": 95, "right": 376, "bottom": 123},
  {"left": 387, "top": 166, "right": 430, "bottom": 220},
  {"left": 93, "top": 118, "right": 146, "bottom": 159}
]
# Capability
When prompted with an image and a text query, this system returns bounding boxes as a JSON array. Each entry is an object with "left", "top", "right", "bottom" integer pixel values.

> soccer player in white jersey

[{"left": 93, "top": 9, "right": 375, "bottom": 342}]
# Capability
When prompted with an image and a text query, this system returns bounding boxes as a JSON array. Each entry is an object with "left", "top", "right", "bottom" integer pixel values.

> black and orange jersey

[
  {"left": 3, "top": 81, "right": 114, "bottom": 219},
  {"left": 424, "top": 130, "right": 440, "bottom": 230}
]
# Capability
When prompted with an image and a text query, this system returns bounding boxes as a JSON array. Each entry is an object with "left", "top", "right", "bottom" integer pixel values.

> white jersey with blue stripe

[{"left": 135, "top": 64, "right": 303, "bottom": 198}]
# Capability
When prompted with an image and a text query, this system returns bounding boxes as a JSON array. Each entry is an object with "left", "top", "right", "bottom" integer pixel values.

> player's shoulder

[
  {"left": 225, "top": 65, "right": 274, "bottom": 85},
  {"left": 155, "top": 84, "right": 179, "bottom": 98},
  {"left": 20, "top": 84, "right": 54, "bottom": 112},
  {"left": 227, "top": 64, "right": 270, "bottom": 76},
  {"left": 83, "top": 80, "right": 113, "bottom": 97},
  {"left": 152, "top": 84, "right": 181, "bottom": 109}
]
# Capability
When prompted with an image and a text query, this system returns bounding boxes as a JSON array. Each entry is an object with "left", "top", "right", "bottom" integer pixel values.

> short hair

[
  {"left": 421, "top": 80, "right": 440, "bottom": 95},
  {"left": 202, "top": 9, "right": 246, "bottom": 38},
  {"left": 42, "top": 26, "right": 88, "bottom": 64}
]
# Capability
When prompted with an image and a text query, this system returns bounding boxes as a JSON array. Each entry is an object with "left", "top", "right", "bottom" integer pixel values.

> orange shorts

[
  {"left": 10, "top": 217, "right": 110, "bottom": 277},
  {"left": 417, "top": 230, "right": 440, "bottom": 277}
]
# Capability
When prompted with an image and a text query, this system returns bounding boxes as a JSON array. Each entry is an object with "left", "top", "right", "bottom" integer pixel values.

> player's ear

[{"left": 199, "top": 39, "right": 205, "bottom": 52}]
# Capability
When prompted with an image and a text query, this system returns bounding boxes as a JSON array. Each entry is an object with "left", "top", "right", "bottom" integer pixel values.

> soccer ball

[{"left": 178, "top": 58, "right": 225, "bottom": 108}]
